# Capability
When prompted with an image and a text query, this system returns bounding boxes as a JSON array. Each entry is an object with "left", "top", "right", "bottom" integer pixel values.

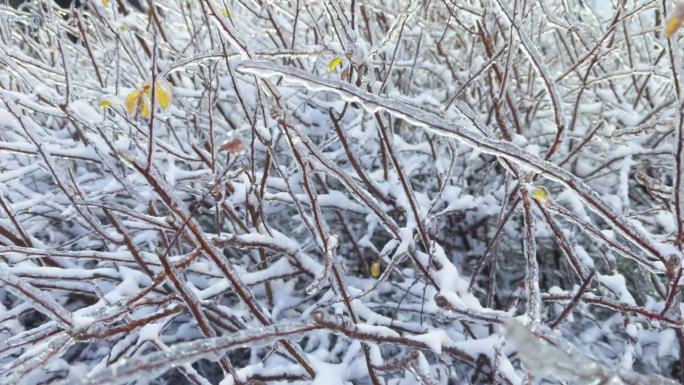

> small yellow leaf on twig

[
  {"left": 125, "top": 80, "right": 172, "bottom": 119},
  {"left": 98, "top": 100, "right": 112, "bottom": 109},
  {"left": 155, "top": 83, "right": 171, "bottom": 109},
  {"left": 328, "top": 57, "right": 343, "bottom": 73},
  {"left": 531, "top": 186, "right": 549, "bottom": 204},
  {"left": 124, "top": 90, "right": 141, "bottom": 115},
  {"left": 101, "top": 0, "right": 109, "bottom": 6},
  {"left": 142, "top": 81, "right": 172, "bottom": 109},
  {"left": 666, "top": 16, "right": 684, "bottom": 38},
  {"left": 139, "top": 98, "right": 150, "bottom": 119},
  {"left": 665, "top": 3, "right": 684, "bottom": 38},
  {"left": 370, "top": 259, "right": 381, "bottom": 278}
]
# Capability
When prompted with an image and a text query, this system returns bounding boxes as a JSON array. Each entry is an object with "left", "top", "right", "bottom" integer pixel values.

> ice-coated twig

[
  {"left": 77, "top": 323, "right": 319, "bottom": 385},
  {"left": 0, "top": 334, "right": 73, "bottom": 384},
  {"left": 492, "top": 0, "right": 565, "bottom": 158},
  {"left": 674, "top": 98, "right": 684, "bottom": 247},
  {"left": 0, "top": 264, "right": 73, "bottom": 330},
  {"left": 520, "top": 187, "right": 541, "bottom": 323},
  {"left": 505, "top": 319, "right": 679, "bottom": 385},
  {"left": 0, "top": 1, "right": 681, "bottom": 384},
  {"left": 239, "top": 60, "right": 668, "bottom": 269},
  {"left": 128, "top": 160, "right": 316, "bottom": 376}
]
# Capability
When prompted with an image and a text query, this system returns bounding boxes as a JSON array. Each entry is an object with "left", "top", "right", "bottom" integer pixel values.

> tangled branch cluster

[{"left": 1, "top": 0, "right": 684, "bottom": 384}]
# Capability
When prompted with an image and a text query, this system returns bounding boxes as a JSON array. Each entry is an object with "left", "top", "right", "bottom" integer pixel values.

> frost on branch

[
  {"left": 1, "top": 0, "right": 684, "bottom": 384},
  {"left": 505, "top": 319, "right": 678, "bottom": 385}
]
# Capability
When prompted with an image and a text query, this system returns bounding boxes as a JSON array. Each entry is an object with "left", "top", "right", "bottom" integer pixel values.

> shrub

[{"left": 0, "top": 1, "right": 682, "bottom": 384}]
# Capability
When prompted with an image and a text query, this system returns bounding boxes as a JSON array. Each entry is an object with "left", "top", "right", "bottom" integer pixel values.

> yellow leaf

[
  {"left": 531, "top": 187, "right": 549, "bottom": 204},
  {"left": 328, "top": 57, "right": 343, "bottom": 73},
  {"left": 124, "top": 90, "right": 140, "bottom": 115},
  {"left": 119, "top": 25, "right": 127, "bottom": 32},
  {"left": 141, "top": 81, "right": 171, "bottom": 109},
  {"left": 665, "top": 15, "right": 683, "bottom": 38},
  {"left": 101, "top": 0, "right": 109, "bottom": 6},
  {"left": 220, "top": 7, "right": 232, "bottom": 17},
  {"left": 370, "top": 260, "right": 381, "bottom": 278},
  {"left": 98, "top": 100, "right": 112, "bottom": 109},
  {"left": 139, "top": 98, "right": 150, "bottom": 119},
  {"left": 155, "top": 83, "right": 171, "bottom": 109}
]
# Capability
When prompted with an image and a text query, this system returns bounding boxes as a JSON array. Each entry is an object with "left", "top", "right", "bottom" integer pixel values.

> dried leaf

[{"left": 219, "top": 139, "right": 244, "bottom": 154}]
